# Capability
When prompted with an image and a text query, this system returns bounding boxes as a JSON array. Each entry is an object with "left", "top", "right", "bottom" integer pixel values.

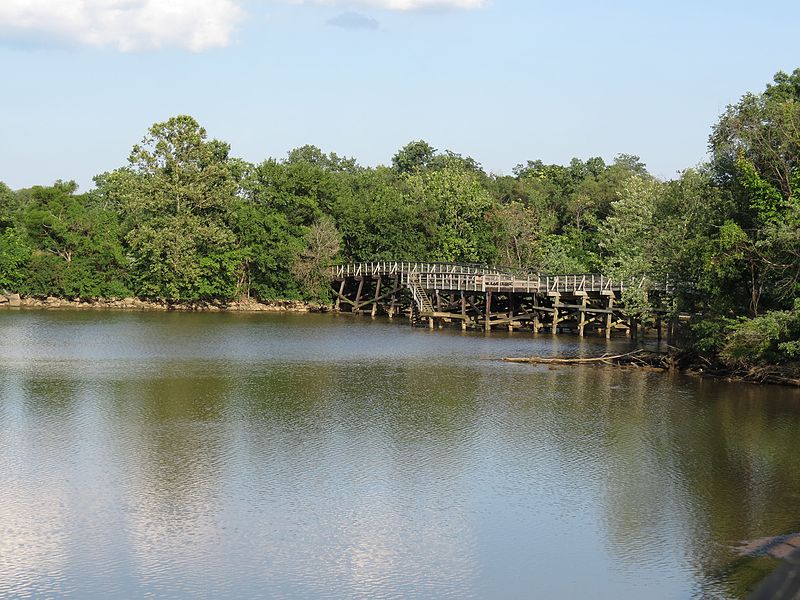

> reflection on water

[{"left": 1, "top": 311, "right": 799, "bottom": 599}]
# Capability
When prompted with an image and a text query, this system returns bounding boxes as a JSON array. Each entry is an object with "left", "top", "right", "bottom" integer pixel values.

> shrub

[{"left": 721, "top": 300, "right": 800, "bottom": 366}]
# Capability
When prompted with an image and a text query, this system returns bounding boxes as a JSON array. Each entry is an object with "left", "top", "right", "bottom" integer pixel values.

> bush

[
  {"left": 721, "top": 300, "right": 800, "bottom": 366},
  {"left": 0, "top": 227, "right": 30, "bottom": 291},
  {"left": 688, "top": 317, "right": 736, "bottom": 354}
]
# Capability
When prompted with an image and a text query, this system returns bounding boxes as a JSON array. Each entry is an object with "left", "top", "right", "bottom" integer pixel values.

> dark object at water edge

[
  {"left": 502, "top": 350, "right": 800, "bottom": 387},
  {"left": 749, "top": 546, "right": 800, "bottom": 600}
]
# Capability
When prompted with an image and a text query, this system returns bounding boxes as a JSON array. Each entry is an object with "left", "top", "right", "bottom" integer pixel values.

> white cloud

[
  {"left": 365, "top": 0, "right": 486, "bottom": 8},
  {"left": 0, "top": 0, "right": 485, "bottom": 52},
  {"left": 0, "top": 0, "right": 245, "bottom": 52},
  {"left": 293, "top": 0, "right": 486, "bottom": 10}
]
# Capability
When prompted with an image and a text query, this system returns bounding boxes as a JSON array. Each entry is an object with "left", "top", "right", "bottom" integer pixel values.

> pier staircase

[{"left": 408, "top": 275, "right": 434, "bottom": 319}]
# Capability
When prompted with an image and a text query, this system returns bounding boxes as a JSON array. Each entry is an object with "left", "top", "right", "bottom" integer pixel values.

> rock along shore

[{"left": 0, "top": 293, "right": 329, "bottom": 313}]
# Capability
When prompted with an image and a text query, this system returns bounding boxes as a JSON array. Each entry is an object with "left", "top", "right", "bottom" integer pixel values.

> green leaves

[
  {"left": 103, "top": 116, "right": 242, "bottom": 301},
  {"left": 292, "top": 217, "right": 341, "bottom": 301},
  {"left": 406, "top": 164, "right": 495, "bottom": 263},
  {"left": 598, "top": 176, "right": 661, "bottom": 276},
  {"left": 735, "top": 154, "right": 785, "bottom": 226},
  {"left": 392, "top": 140, "right": 436, "bottom": 174},
  {"left": 721, "top": 300, "right": 800, "bottom": 366},
  {"left": 0, "top": 227, "right": 30, "bottom": 291},
  {"left": 14, "top": 183, "right": 129, "bottom": 298},
  {"left": 126, "top": 214, "right": 240, "bottom": 300},
  {"left": 332, "top": 167, "right": 424, "bottom": 261},
  {"left": 229, "top": 196, "right": 305, "bottom": 300}
]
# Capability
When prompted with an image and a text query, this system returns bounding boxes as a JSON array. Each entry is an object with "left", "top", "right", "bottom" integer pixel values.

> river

[{"left": 1, "top": 310, "right": 799, "bottom": 599}]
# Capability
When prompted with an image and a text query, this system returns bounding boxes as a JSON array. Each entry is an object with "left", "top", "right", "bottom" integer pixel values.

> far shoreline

[{"left": 0, "top": 293, "right": 329, "bottom": 314}]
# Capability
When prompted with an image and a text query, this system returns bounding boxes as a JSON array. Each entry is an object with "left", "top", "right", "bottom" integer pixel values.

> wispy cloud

[
  {"left": 291, "top": 0, "right": 486, "bottom": 11},
  {"left": 0, "top": 0, "right": 245, "bottom": 52},
  {"left": 326, "top": 11, "right": 380, "bottom": 30},
  {"left": 360, "top": 0, "right": 486, "bottom": 9}
]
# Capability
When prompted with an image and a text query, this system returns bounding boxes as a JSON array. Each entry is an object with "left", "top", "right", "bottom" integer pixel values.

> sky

[{"left": 0, "top": 0, "right": 799, "bottom": 190}]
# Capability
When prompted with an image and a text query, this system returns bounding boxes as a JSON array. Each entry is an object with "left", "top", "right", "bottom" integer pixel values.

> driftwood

[
  {"left": 724, "top": 366, "right": 800, "bottom": 387},
  {"left": 503, "top": 349, "right": 800, "bottom": 387},
  {"left": 502, "top": 349, "right": 681, "bottom": 370},
  {"left": 503, "top": 350, "right": 648, "bottom": 366}
]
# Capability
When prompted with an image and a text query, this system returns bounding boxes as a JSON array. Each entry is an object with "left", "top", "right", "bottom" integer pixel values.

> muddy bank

[{"left": 0, "top": 293, "right": 330, "bottom": 313}]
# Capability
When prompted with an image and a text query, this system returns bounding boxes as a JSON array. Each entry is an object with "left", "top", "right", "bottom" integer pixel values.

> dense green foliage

[
  {"left": 1, "top": 70, "right": 799, "bottom": 368},
  {"left": 721, "top": 300, "right": 800, "bottom": 366}
]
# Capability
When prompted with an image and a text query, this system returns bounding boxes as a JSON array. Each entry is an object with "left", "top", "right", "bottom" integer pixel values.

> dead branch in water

[
  {"left": 502, "top": 350, "right": 646, "bottom": 365},
  {"left": 502, "top": 350, "right": 800, "bottom": 387}
]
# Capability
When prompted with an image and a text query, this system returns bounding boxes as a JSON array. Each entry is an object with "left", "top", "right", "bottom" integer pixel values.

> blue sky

[{"left": 1, "top": 0, "right": 798, "bottom": 190}]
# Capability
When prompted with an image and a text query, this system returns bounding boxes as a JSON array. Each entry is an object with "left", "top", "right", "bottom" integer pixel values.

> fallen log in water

[
  {"left": 503, "top": 349, "right": 668, "bottom": 367},
  {"left": 502, "top": 350, "right": 800, "bottom": 387},
  {"left": 730, "top": 366, "right": 800, "bottom": 387}
]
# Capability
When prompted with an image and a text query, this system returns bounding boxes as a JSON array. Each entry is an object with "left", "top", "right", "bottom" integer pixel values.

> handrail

[{"left": 331, "top": 262, "right": 677, "bottom": 294}]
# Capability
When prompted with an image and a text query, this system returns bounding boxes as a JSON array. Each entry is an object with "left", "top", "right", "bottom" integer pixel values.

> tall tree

[
  {"left": 0, "top": 227, "right": 30, "bottom": 292},
  {"left": 598, "top": 176, "right": 662, "bottom": 275},
  {"left": 709, "top": 69, "right": 800, "bottom": 314},
  {"left": 406, "top": 164, "right": 495, "bottom": 263},
  {"left": 332, "top": 167, "right": 427, "bottom": 261},
  {"left": 292, "top": 217, "right": 341, "bottom": 300},
  {"left": 392, "top": 140, "right": 437, "bottom": 174},
  {"left": 17, "top": 181, "right": 128, "bottom": 298},
  {"left": 286, "top": 145, "right": 360, "bottom": 174},
  {"left": 101, "top": 116, "right": 243, "bottom": 301}
]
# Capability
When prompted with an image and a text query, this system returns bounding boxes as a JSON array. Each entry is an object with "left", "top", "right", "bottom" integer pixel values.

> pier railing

[
  {"left": 332, "top": 262, "right": 675, "bottom": 295},
  {"left": 332, "top": 262, "right": 508, "bottom": 278}
]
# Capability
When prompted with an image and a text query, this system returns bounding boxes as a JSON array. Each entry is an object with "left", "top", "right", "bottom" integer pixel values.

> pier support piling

[
  {"left": 485, "top": 291, "right": 492, "bottom": 332},
  {"left": 550, "top": 292, "right": 560, "bottom": 334},
  {"left": 371, "top": 276, "right": 382, "bottom": 318}
]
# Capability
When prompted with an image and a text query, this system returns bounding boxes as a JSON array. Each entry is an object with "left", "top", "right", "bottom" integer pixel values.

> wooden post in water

[
  {"left": 507, "top": 293, "right": 515, "bottom": 332},
  {"left": 550, "top": 293, "right": 560, "bottom": 334},
  {"left": 485, "top": 291, "right": 492, "bottom": 332},
  {"left": 667, "top": 316, "right": 676, "bottom": 345},
  {"left": 604, "top": 292, "right": 615, "bottom": 339},
  {"left": 460, "top": 291, "right": 467, "bottom": 331},
  {"left": 371, "top": 276, "right": 382, "bottom": 318},
  {"left": 353, "top": 278, "right": 365, "bottom": 314},
  {"left": 334, "top": 279, "right": 345, "bottom": 311},
  {"left": 408, "top": 288, "right": 414, "bottom": 323},
  {"left": 577, "top": 293, "right": 588, "bottom": 337},
  {"left": 388, "top": 275, "right": 399, "bottom": 319},
  {"left": 533, "top": 294, "right": 540, "bottom": 334}
]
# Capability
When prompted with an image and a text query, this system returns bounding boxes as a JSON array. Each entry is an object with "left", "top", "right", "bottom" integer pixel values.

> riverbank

[{"left": 0, "top": 293, "right": 330, "bottom": 313}]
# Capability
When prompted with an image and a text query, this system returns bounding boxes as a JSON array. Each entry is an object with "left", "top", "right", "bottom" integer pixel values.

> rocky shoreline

[{"left": 0, "top": 293, "right": 329, "bottom": 313}]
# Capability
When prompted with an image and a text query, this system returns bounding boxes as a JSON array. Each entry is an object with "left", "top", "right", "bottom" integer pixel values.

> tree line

[{"left": 1, "top": 69, "right": 799, "bottom": 368}]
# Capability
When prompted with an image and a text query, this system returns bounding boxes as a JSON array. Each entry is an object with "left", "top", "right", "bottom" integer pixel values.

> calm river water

[{"left": 1, "top": 310, "right": 799, "bottom": 599}]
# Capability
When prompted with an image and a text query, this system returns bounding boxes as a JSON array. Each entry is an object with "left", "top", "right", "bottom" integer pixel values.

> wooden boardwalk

[{"left": 331, "top": 262, "right": 678, "bottom": 339}]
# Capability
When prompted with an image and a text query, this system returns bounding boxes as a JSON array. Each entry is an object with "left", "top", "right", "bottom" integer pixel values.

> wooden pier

[{"left": 331, "top": 262, "right": 677, "bottom": 339}]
